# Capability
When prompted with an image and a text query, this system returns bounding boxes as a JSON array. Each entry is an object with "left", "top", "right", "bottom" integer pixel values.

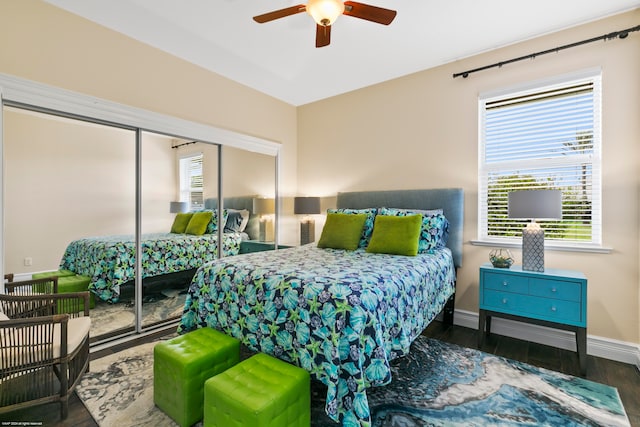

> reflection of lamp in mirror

[
  {"left": 169, "top": 201, "right": 188, "bottom": 213},
  {"left": 508, "top": 190, "right": 562, "bottom": 272},
  {"left": 253, "top": 197, "right": 275, "bottom": 242},
  {"left": 294, "top": 196, "right": 321, "bottom": 245}
]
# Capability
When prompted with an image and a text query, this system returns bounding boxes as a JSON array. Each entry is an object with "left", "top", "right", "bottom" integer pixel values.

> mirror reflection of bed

[{"left": 87, "top": 196, "right": 264, "bottom": 341}]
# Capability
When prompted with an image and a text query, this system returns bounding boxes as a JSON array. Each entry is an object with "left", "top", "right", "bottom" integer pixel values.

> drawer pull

[
  {"left": 551, "top": 306, "right": 557, "bottom": 312},
  {"left": 503, "top": 281, "right": 508, "bottom": 287},
  {"left": 551, "top": 288, "right": 557, "bottom": 293},
  {"left": 502, "top": 298, "right": 508, "bottom": 304}
]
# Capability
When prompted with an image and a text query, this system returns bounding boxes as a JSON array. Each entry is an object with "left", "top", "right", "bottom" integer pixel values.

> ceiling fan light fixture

[{"left": 306, "top": 0, "right": 345, "bottom": 26}]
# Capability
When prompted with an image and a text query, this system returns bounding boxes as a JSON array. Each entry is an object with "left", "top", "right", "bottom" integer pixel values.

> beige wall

[
  {"left": 4, "top": 109, "right": 136, "bottom": 273},
  {"left": 298, "top": 10, "right": 640, "bottom": 345}
]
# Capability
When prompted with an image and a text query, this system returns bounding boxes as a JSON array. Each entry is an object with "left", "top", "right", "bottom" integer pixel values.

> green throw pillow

[
  {"left": 317, "top": 213, "right": 367, "bottom": 251},
  {"left": 366, "top": 214, "right": 422, "bottom": 256},
  {"left": 170, "top": 212, "right": 194, "bottom": 233},
  {"left": 185, "top": 211, "right": 213, "bottom": 235}
]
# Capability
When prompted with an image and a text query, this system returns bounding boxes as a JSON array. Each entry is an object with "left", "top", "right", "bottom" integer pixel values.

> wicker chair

[
  {"left": 0, "top": 291, "right": 91, "bottom": 419},
  {"left": 3, "top": 276, "right": 59, "bottom": 295}
]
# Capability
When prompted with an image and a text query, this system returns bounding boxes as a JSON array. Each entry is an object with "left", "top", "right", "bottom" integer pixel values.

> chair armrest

[
  {"left": 4, "top": 276, "right": 59, "bottom": 295},
  {"left": 0, "top": 292, "right": 90, "bottom": 319}
]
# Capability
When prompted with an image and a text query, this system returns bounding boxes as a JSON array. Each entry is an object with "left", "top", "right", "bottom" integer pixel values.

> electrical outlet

[{"left": 24, "top": 257, "right": 32, "bottom": 266}]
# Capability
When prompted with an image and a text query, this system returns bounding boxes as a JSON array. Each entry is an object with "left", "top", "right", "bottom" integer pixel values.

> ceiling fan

[{"left": 253, "top": 0, "right": 397, "bottom": 48}]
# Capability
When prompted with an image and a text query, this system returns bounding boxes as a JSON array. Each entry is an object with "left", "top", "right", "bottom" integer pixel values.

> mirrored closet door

[
  {"left": 222, "top": 145, "right": 277, "bottom": 248},
  {"left": 139, "top": 132, "right": 223, "bottom": 330},
  {"left": 3, "top": 106, "right": 138, "bottom": 341},
  {"left": 2, "top": 87, "right": 280, "bottom": 346}
]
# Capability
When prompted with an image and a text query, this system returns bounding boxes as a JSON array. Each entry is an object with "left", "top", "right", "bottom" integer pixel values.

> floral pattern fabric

[
  {"left": 60, "top": 232, "right": 242, "bottom": 302},
  {"left": 178, "top": 245, "right": 455, "bottom": 426}
]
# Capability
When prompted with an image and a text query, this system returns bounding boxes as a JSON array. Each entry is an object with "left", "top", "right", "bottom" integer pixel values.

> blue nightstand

[
  {"left": 239, "top": 241, "right": 291, "bottom": 254},
  {"left": 478, "top": 263, "right": 587, "bottom": 375}
]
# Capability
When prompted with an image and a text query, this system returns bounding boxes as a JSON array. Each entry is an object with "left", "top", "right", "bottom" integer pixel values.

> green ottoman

[
  {"left": 32, "top": 269, "right": 76, "bottom": 280},
  {"left": 203, "top": 353, "right": 310, "bottom": 427},
  {"left": 32, "top": 270, "right": 95, "bottom": 311},
  {"left": 59, "top": 275, "right": 95, "bottom": 309},
  {"left": 154, "top": 328, "right": 240, "bottom": 427}
]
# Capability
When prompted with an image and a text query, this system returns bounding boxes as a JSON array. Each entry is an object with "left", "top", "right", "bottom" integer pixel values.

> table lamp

[
  {"left": 253, "top": 197, "right": 275, "bottom": 242},
  {"left": 294, "top": 196, "right": 321, "bottom": 245},
  {"left": 508, "top": 190, "right": 562, "bottom": 272}
]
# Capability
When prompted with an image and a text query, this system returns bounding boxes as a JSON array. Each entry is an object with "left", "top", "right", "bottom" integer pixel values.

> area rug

[
  {"left": 90, "top": 290, "right": 186, "bottom": 337},
  {"left": 77, "top": 336, "right": 630, "bottom": 427}
]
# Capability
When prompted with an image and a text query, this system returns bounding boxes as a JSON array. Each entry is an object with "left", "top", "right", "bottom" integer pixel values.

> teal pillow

[
  {"left": 317, "top": 213, "right": 367, "bottom": 251},
  {"left": 170, "top": 212, "right": 194, "bottom": 233},
  {"left": 203, "top": 209, "right": 229, "bottom": 234},
  {"left": 185, "top": 211, "right": 213, "bottom": 235},
  {"left": 366, "top": 214, "right": 422, "bottom": 256}
]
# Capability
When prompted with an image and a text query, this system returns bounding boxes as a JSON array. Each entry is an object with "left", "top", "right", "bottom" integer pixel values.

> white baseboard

[{"left": 453, "top": 309, "right": 640, "bottom": 367}]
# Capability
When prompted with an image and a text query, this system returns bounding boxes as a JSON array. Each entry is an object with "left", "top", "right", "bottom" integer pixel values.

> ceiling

[{"left": 45, "top": 0, "right": 640, "bottom": 106}]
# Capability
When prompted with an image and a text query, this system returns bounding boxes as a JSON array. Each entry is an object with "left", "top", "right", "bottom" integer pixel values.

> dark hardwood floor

[{"left": 2, "top": 322, "right": 638, "bottom": 426}]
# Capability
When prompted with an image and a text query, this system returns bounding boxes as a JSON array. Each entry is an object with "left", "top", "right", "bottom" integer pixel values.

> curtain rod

[
  {"left": 171, "top": 141, "right": 198, "bottom": 149},
  {"left": 453, "top": 24, "right": 640, "bottom": 79}
]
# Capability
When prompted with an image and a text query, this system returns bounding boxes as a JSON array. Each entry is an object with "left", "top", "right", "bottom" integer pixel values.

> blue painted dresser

[{"left": 478, "top": 263, "right": 587, "bottom": 375}]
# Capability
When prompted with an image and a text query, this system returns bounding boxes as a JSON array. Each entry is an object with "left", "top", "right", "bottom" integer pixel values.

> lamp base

[
  {"left": 259, "top": 218, "right": 274, "bottom": 242},
  {"left": 300, "top": 219, "right": 315, "bottom": 245},
  {"left": 522, "top": 225, "right": 545, "bottom": 272}
]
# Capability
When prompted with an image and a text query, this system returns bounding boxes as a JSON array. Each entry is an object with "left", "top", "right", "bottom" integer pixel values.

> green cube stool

[
  {"left": 154, "top": 328, "right": 240, "bottom": 427},
  {"left": 32, "top": 269, "right": 76, "bottom": 280},
  {"left": 58, "top": 275, "right": 95, "bottom": 309},
  {"left": 204, "top": 353, "right": 310, "bottom": 427},
  {"left": 31, "top": 270, "right": 95, "bottom": 311}
]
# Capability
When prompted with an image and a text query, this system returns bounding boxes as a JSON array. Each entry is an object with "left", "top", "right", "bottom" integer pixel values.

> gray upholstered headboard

[
  {"left": 205, "top": 196, "right": 259, "bottom": 241},
  {"left": 336, "top": 188, "right": 464, "bottom": 268}
]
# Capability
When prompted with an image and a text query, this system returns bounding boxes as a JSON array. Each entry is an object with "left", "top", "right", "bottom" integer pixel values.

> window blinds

[
  {"left": 180, "top": 153, "right": 204, "bottom": 210},
  {"left": 479, "top": 75, "right": 601, "bottom": 246}
]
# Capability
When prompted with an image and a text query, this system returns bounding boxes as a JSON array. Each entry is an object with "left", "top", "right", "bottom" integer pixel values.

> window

[
  {"left": 179, "top": 153, "right": 204, "bottom": 211},
  {"left": 478, "top": 71, "right": 602, "bottom": 248}
]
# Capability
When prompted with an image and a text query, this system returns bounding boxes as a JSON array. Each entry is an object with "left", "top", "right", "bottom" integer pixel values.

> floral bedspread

[
  {"left": 60, "top": 232, "right": 242, "bottom": 303},
  {"left": 178, "top": 245, "right": 455, "bottom": 426}
]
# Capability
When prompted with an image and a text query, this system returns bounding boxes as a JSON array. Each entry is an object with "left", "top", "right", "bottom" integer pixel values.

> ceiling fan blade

[
  {"left": 343, "top": 1, "right": 397, "bottom": 25},
  {"left": 316, "top": 24, "right": 331, "bottom": 48},
  {"left": 253, "top": 5, "right": 306, "bottom": 23}
]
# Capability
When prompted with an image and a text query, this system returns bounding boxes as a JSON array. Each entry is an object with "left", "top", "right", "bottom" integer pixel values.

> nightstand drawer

[
  {"left": 526, "top": 296, "right": 582, "bottom": 323},
  {"left": 482, "top": 290, "right": 528, "bottom": 312},
  {"left": 483, "top": 290, "right": 582, "bottom": 323},
  {"left": 482, "top": 271, "right": 529, "bottom": 294},
  {"left": 528, "top": 278, "right": 581, "bottom": 302}
]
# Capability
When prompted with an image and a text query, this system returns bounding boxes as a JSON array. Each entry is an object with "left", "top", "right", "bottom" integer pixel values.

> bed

[
  {"left": 178, "top": 188, "right": 464, "bottom": 426},
  {"left": 59, "top": 197, "right": 260, "bottom": 303}
]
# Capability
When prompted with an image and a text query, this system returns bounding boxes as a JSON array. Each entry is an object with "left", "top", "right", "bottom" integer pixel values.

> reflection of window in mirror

[{"left": 179, "top": 153, "right": 204, "bottom": 211}]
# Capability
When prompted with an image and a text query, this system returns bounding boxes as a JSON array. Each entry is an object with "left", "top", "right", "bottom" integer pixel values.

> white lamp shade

[
  {"left": 306, "top": 0, "right": 345, "bottom": 26},
  {"left": 508, "top": 190, "right": 562, "bottom": 220}
]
